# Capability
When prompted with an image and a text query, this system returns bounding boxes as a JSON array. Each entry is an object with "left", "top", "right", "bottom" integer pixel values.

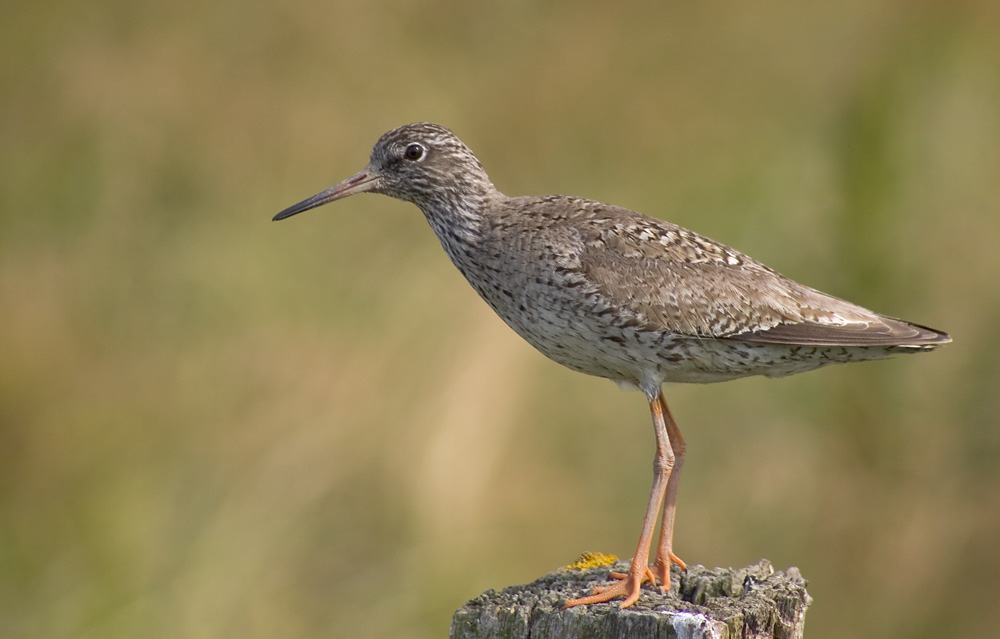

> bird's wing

[
  {"left": 728, "top": 315, "right": 950, "bottom": 346},
  {"left": 561, "top": 201, "right": 949, "bottom": 347}
]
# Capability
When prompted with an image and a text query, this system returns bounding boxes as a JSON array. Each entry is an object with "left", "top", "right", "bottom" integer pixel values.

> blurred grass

[{"left": 2, "top": 1, "right": 999, "bottom": 637}]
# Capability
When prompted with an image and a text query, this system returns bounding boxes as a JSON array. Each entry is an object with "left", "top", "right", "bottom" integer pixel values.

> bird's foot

[
  {"left": 563, "top": 550, "right": 687, "bottom": 608},
  {"left": 651, "top": 550, "right": 686, "bottom": 591},
  {"left": 564, "top": 564, "right": 657, "bottom": 609}
]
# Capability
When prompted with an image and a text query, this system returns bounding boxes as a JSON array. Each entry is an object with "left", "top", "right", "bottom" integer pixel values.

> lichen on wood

[{"left": 450, "top": 559, "right": 811, "bottom": 639}]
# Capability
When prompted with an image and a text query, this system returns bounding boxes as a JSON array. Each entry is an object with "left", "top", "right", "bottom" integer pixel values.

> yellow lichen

[{"left": 565, "top": 551, "right": 619, "bottom": 571}]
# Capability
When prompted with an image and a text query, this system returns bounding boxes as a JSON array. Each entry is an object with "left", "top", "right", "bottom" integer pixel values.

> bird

[{"left": 273, "top": 122, "right": 950, "bottom": 609}]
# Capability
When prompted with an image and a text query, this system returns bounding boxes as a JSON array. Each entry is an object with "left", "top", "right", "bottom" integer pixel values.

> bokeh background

[{"left": 2, "top": 1, "right": 998, "bottom": 637}]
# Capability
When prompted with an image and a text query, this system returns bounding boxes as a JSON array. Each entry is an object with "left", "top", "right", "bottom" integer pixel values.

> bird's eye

[{"left": 403, "top": 143, "right": 425, "bottom": 161}]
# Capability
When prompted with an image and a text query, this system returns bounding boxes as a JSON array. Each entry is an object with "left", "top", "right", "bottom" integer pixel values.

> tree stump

[{"left": 450, "top": 558, "right": 811, "bottom": 639}]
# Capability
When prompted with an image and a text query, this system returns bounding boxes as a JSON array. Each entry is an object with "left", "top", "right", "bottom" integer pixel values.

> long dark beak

[{"left": 273, "top": 167, "right": 381, "bottom": 221}]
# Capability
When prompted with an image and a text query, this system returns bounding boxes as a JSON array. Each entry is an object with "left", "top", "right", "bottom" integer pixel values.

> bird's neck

[{"left": 417, "top": 187, "right": 503, "bottom": 261}]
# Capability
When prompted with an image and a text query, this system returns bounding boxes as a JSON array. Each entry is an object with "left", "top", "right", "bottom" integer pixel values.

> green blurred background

[{"left": 2, "top": 1, "right": 998, "bottom": 637}]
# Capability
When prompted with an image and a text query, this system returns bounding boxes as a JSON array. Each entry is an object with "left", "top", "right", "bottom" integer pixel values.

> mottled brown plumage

[{"left": 274, "top": 122, "right": 950, "bottom": 608}]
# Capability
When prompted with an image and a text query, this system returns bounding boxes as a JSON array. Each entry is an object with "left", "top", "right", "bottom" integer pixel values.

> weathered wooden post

[{"left": 451, "top": 557, "right": 811, "bottom": 639}]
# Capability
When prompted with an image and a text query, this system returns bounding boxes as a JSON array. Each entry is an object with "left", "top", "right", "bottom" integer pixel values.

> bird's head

[{"left": 273, "top": 123, "right": 497, "bottom": 221}]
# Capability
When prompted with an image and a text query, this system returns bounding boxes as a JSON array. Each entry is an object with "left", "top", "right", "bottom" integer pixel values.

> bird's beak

[{"left": 273, "top": 167, "right": 381, "bottom": 221}]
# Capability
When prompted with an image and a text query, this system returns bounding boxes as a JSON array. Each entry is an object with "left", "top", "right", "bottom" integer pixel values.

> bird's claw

[{"left": 565, "top": 557, "right": 684, "bottom": 608}]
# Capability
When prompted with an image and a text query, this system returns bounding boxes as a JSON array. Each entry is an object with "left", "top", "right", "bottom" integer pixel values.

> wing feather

[{"left": 556, "top": 200, "right": 950, "bottom": 347}]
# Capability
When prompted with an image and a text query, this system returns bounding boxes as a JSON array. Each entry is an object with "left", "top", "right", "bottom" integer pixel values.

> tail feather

[{"left": 729, "top": 316, "right": 951, "bottom": 348}]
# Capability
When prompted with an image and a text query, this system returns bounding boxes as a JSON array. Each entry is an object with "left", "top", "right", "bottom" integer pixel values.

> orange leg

[
  {"left": 564, "top": 388, "right": 677, "bottom": 608},
  {"left": 651, "top": 393, "right": 686, "bottom": 588}
]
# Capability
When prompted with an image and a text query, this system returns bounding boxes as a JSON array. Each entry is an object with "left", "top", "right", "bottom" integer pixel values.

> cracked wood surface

[{"left": 450, "top": 559, "right": 811, "bottom": 639}]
